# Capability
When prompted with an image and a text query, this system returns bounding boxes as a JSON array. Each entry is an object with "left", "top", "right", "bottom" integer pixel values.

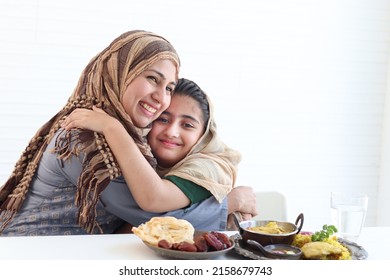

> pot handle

[
  {"left": 231, "top": 212, "right": 243, "bottom": 231},
  {"left": 294, "top": 213, "right": 304, "bottom": 234},
  {"left": 246, "top": 239, "right": 269, "bottom": 255}
]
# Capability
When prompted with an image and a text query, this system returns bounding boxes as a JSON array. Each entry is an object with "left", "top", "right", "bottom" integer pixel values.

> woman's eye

[
  {"left": 148, "top": 76, "right": 158, "bottom": 83},
  {"left": 166, "top": 86, "right": 174, "bottom": 94}
]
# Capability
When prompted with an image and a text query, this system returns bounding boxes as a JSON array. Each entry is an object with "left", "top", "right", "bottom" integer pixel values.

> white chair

[{"left": 252, "top": 191, "right": 288, "bottom": 221}]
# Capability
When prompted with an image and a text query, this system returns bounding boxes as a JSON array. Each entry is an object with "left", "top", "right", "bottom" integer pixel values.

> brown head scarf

[
  {"left": 156, "top": 79, "right": 241, "bottom": 203},
  {"left": 0, "top": 30, "right": 180, "bottom": 233}
]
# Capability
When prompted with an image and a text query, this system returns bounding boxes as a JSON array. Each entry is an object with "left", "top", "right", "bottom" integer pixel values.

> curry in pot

[{"left": 248, "top": 221, "right": 292, "bottom": 234}]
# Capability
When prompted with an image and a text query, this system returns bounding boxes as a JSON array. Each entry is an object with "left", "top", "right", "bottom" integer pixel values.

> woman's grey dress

[{"left": 0, "top": 131, "right": 227, "bottom": 236}]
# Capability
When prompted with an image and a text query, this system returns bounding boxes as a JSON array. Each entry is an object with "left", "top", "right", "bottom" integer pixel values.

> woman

[
  {"left": 0, "top": 31, "right": 255, "bottom": 236},
  {"left": 0, "top": 30, "right": 179, "bottom": 235}
]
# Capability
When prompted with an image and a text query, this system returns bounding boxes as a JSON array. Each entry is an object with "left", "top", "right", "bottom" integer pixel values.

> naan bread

[{"left": 132, "top": 216, "right": 195, "bottom": 246}]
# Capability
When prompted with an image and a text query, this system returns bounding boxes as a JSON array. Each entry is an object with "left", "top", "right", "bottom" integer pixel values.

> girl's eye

[
  {"left": 156, "top": 117, "right": 168, "bottom": 123},
  {"left": 183, "top": 122, "right": 195, "bottom": 129}
]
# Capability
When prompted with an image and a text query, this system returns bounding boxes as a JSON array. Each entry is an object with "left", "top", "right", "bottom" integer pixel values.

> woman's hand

[{"left": 61, "top": 106, "right": 119, "bottom": 134}]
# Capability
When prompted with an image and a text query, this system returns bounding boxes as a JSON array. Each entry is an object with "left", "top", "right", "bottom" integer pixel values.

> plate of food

[
  {"left": 231, "top": 224, "right": 368, "bottom": 260},
  {"left": 132, "top": 216, "right": 234, "bottom": 260},
  {"left": 143, "top": 233, "right": 234, "bottom": 260}
]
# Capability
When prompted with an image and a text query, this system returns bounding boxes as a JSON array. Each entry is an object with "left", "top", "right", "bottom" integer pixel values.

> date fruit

[
  {"left": 156, "top": 231, "right": 232, "bottom": 253},
  {"left": 194, "top": 234, "right": 209, "bottom": 252},
  {"left": 203, "top": 232, "right": 225, "bottom": 251},
  {"left": 210, "top": 231, "right": 232, "bottom": 248},
  {"left": 176, "top": 241, "right": 198, "bottom": 252},
  {"left": 157, "top": 239, "right": 172, "bottom": 249}
]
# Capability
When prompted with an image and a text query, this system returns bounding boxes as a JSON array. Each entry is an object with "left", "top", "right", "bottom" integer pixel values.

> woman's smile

[{"left": 139, "top": 101, "right": 157, "bottom": 115}]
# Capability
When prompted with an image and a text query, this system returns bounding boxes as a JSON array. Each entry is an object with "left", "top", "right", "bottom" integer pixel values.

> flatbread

[{"left": 132, "top": 216, "right": 195, "bottom": 246}]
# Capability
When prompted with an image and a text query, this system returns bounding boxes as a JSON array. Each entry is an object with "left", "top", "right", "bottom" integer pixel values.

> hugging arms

[
  {"left": 0, "top": 30, "right": 256, "bottom": 236},
  {"left": 62, "top": 77, "right": 257, "bottom": 230}
]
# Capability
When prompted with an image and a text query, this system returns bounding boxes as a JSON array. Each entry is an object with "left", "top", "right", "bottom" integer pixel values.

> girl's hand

[
  {"left": 227, "top": 212, "right": 253, "bottom": 230},
  {"left": 227, "top": 186, "right": 258, "bottom": 217},
  {"left": 61, "top": 106, "right": 118, "bottom": 134}
]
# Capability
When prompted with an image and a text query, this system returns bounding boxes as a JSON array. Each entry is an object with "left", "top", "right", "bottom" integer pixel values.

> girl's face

[
  {"left": 122, "top": 59, "right": 177, "bottom": 128},
  {"left": 148, "top": 94, "right": 205, "bottom": 168}
]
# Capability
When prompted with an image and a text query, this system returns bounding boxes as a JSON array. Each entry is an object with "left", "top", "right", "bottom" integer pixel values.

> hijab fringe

[{"left": 54, "top": 129, "right": 121, "bottom": 233}]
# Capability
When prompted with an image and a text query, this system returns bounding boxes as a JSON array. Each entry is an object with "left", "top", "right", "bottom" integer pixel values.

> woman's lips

[{"left": 139, "top": 101, "right": 157, "bottom": 116}]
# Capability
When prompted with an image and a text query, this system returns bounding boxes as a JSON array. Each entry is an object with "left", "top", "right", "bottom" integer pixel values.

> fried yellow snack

[
  {"left": 301, "top": 241, "right": 342, "bottom": 259},
  {"left": 292, "top": 234, "right": 352, "bottom": 260}
]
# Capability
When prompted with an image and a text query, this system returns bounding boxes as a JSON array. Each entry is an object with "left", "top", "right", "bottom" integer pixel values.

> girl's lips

[{"left": 160, "top": 139, "right": 181, "bottom": 148}]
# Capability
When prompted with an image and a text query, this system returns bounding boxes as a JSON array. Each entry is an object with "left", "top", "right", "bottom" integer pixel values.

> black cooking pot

[{"left": 233, "top": 212, "right": 304, "bottom": 246}]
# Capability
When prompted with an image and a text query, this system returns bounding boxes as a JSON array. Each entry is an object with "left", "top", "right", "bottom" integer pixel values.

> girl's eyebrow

[
  {"left": 162, "top": 111, "right": 201, "bottom": 124},
  {"left": 147, "top": 69, "right": 177, "bottom": 86}
]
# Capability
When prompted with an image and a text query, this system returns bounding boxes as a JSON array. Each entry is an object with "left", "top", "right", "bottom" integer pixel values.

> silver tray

[{"left": 230, "top": 233, "right": 368, "bottom": 260}]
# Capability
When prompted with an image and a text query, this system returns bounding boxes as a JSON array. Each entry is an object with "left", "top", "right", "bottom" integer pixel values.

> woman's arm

[
  {"left": 108, "top": 185, "right": 257, "bottom": 233},
  {"left": 100, "top": 179, "right": 229, "bottom": 231},
  {"left": 61, "top": 106, "right": 190, "bottom": 212}
]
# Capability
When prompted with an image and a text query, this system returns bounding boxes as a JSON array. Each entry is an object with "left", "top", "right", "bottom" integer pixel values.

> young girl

[{"left": 61, "top": 78, "right": 248, "bottom": 229}]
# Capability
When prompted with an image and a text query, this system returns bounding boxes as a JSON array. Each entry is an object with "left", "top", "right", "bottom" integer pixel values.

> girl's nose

[{"left": 164, "top": 123, "right": 179, "bottom": 138}]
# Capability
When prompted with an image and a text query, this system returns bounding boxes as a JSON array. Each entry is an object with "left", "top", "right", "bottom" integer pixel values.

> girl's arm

[{"left": 61, "top": 106, "right": 190, "bottom": 212}]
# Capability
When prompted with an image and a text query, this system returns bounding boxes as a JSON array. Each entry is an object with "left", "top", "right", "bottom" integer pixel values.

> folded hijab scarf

[{"left": 0, "top": 30, "right": 180, "bottom": 233}]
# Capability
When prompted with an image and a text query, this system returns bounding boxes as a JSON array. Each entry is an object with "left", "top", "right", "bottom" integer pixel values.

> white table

[{"left": 0, "top": 227, "right": 388, "bottom": 260}]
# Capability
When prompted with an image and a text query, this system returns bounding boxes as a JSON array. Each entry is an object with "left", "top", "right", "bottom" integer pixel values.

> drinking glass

[{"left": 330, "top": 192, "right": 368, "bottom": 242}]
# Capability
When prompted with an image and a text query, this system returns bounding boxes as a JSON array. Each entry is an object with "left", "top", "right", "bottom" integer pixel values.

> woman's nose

[{"left": 152, "top": 87, "right": 170, "bottom": 106}]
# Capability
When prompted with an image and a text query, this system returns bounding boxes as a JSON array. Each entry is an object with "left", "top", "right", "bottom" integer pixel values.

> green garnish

[{"left": 311, "top": 225, "right": 338, "bottom": 242}]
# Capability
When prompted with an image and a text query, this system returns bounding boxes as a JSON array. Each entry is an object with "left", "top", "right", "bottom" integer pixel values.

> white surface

[
  {"left": 253, "top": 191, "right": 288, "bottom": 221},
  {"left": 377, "top": 61, "right": 390, "bottom": 225},
  {"left": 0, "top": 227, "right": 387, "bottom": 260}
]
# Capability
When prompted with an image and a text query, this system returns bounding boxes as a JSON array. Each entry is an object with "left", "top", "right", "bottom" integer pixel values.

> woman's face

[
  {"left": 122, "top": 59, "right": 177, "bottom": 128},
  {"left": 148, "top": 94, "right": 205, "bottom": 168}
]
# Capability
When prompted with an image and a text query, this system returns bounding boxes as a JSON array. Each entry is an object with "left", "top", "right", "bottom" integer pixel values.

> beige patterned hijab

[
  {"left": 0, "top": 30, "right": 180, "bottom": 233},
  {"left": 156, "top": 80, "right": 241, "bottom": 203}
]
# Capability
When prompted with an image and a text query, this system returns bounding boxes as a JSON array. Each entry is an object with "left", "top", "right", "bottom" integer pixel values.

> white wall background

[{"left": 1, "top": 0, "right": 389, "bottom": 231}]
